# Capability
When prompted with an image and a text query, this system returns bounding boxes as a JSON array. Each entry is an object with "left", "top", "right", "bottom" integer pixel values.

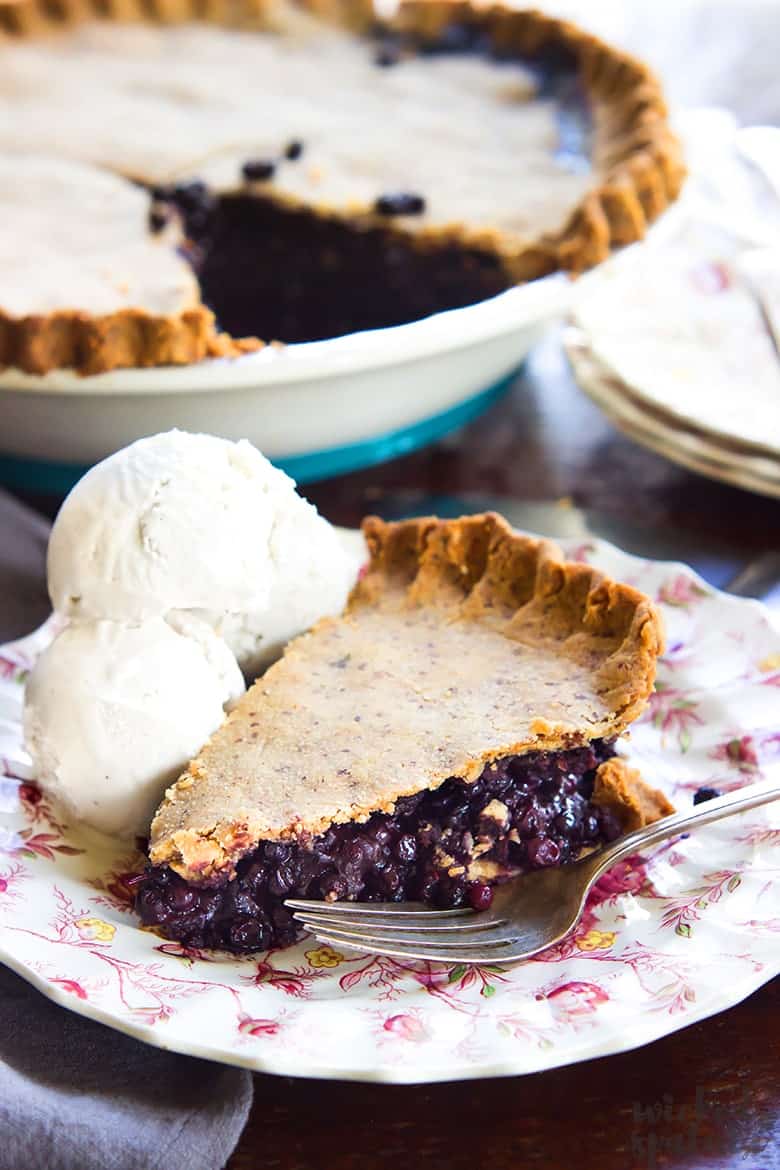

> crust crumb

[{"left": 592, "top": 757, "right": 675, "bottom": 831}]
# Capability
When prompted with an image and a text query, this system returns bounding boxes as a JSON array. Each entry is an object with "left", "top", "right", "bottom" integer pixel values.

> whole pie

[
  {"left": 135, "top": 513, "right": 673, "bottom": 953},
  {"left": 0, "top": 0, "right": 684, "bottom": 375}
]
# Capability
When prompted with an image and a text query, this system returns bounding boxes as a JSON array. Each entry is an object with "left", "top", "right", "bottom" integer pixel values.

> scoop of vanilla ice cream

[
  {"left": 203, "top": 506, "right": 366, "bottom": 678},
  {"left": 47, "top": 430, "right": 295, "bottom": 622},
  {"left": 33, "top": 429, "right": 365, "bottom": 838},
  {"left": 23, "top": 616, "right": 244, "bottom": 838}
]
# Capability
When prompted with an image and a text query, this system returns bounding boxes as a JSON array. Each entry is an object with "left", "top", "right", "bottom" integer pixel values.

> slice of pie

[
  {"left": 0, "top": 0, "right": 684, "bottom": 375},
  {"left": 136, "top": 513, "right": 673, "bottom": 953}
]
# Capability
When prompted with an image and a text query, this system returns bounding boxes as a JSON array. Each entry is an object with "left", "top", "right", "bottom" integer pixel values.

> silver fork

[{"left": 286, "top": 779, "right": 780, "bottom": 965}]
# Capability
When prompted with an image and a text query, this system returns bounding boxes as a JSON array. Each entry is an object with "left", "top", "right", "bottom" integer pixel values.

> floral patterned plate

[{"left": 1, "top": 537, "right": 778, "bottom": 1083}]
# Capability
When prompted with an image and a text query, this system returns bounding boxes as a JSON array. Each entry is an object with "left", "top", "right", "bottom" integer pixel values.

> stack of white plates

[
  {"left": 565, "top": 112, "right": 780, "bottom": 498},
  {"left": 565, "top": 325, "right": 780, "bottom": 499}
]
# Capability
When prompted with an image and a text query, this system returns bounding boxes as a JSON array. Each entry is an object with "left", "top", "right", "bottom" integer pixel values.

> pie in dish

[
  {"left": 135, "top": 513, "right": 673, "bottom": 953},
  {"left": 0, "top": 0, "right": 684, "bottom": 375}
]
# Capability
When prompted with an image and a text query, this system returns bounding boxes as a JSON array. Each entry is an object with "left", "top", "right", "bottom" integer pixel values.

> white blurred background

[{"left": 508, "top": 0, "right": 780, "bottom": 123}]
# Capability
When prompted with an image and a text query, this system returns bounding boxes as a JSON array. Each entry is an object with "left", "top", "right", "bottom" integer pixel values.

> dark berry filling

[
  {"left": 148, "top": 206, "right": 169, "bottom": 234},
  {"left": 693, "top": 786, "right": 721, "bottom": 805},
  {"left": 284, "top": 140, "right": 304, "bottom": 161},
  {"left": 136, "top": 740, "right": 620, "bottom": 954},
  {"left": 241, "top": 158, "right": 277, "bottom": 182},
  {"left": 374, "top": 192, "right": 426, "bottom": 217},
  {"left": 166, "top": 191, "right": 513, "bottom": 343},
  {"left": 152, "top": 179, "right": 216, "bottom": 239},
  {"left": 136, "top": 21, "right": 589, "bottom": 345}
]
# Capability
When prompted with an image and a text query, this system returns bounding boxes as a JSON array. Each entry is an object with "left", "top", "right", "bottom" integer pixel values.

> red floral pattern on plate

[{"left": 0, "top": 539, "right": 777, "bottom": 1081}]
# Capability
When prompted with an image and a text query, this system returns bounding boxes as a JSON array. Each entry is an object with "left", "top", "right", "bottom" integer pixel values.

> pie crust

[
  {"left": 149, "top": 513, "right": 666, "bottom": 883},
  {"left": 0, "top": 0, "right": 685, "bottom": 375},
  {"left": 0, "top": 154, "right": 261, "bottom": 375}
]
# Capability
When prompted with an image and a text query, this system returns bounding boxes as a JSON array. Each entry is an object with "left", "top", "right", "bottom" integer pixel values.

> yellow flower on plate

[
  {"left": 758, "top": 653, "right": 780, "bottom": 673},
  {"left": 75, "top": 916, "right": 116, "bottom": 942},
  {"left": 305, "top": 944, "right": 344, "bottom": 969},
  {"left": 575, "top": 929, "right": 616, "bottom": 952}
]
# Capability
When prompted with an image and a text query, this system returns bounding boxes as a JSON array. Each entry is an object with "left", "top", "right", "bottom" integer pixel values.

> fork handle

[{"left": 584, "top": 777, "right": 780, "bottom": 882}]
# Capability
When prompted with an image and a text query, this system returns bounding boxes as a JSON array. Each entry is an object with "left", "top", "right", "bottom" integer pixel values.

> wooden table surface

[
  {"left": 230, "top": 335, "right": 779, "bottom": 1170},
  {"left": 10, "top": 335, "right": 779, "bottom": 1170}
]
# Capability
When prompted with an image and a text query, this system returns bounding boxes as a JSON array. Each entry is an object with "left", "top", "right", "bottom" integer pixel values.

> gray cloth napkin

[
  {"left": 0, "top": 488, "right": 51, "bottom": 643},
  {"left": 0, "top": 488, "right": 253, "bottom": 1170},
  {"left": 0, "top": 966, "right": 253, "bottom": 1170}
]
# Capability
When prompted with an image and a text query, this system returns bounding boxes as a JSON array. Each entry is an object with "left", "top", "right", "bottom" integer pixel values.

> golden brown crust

[
  {"left": 0, "top": 0, "right": 373, "bottom": 36},
  {"left": 0, "top": 306, "right": 263, "bottom": 377},
  {"left": 150, "top": 512, "right": 665, "bottom": 883},
  {"left": 592, "top": 756, "right": 675, "bottom": 831},
  {"left": 389, "top": 2, "right": 685, "bottom": 276},
  {"left": 0, "top": 0, "right": 683, "bottom": 375}
]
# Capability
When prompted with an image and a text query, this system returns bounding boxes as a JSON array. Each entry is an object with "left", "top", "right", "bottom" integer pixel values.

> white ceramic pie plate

[
  {"left": 0, "top": 534, "right": 778, "bottom": 1083},
  {"left": 0, "top": 277, "right": 569, "bottom": 490}
]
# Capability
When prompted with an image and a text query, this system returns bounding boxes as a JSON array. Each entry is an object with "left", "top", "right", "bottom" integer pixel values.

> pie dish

[
  {"left": 0, "top": 0, "right": 684, "bottom": 376},
  {"left": 136, "top": 513, "right": 673, "bottom": 953}
]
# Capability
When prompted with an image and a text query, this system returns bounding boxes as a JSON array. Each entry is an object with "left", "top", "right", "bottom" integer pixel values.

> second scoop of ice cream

[{"left": 23, "top": 616, "right": 244, "bottom": 838}]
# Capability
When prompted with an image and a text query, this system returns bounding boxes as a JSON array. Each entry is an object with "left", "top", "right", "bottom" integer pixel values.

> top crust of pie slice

[{"left": 150, "top": 513, "right": 664, "bottom": 882}]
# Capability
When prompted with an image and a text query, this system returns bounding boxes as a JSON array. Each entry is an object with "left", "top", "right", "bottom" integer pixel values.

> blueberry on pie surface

[
  {"left": 136, "top": 514, "right": 673, "bottom": 954},
  {"left": 0, "top": 0, "right": 684, "bottom": 374}
]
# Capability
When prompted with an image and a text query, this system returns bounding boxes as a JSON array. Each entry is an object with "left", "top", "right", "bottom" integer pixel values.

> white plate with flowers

[{"left": 0, "top": 537, "right": 778, "bottom": 1082}]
